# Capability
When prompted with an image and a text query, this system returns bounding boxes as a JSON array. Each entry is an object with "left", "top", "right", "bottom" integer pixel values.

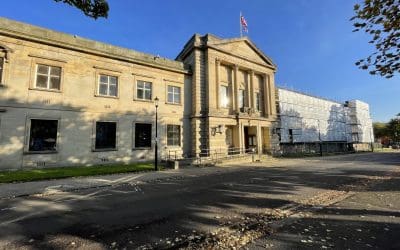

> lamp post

[{"left": 154, "top": 96, "right": 159, "bottom": 171}]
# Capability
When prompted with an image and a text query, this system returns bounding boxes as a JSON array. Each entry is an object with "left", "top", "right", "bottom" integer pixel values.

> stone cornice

[
  {"left": 0, "top": 17, "right": 191, "bottom": 75},
  {"left": 207, "top": 45, "right": 276, "bottom": 71},
  {"left": 176, "top": 34, "right": 277, "bottom": 71}
]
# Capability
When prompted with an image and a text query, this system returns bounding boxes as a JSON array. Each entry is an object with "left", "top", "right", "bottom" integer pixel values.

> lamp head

[{"left": 154, "top": 96, "right": 159, "bottom": 107}]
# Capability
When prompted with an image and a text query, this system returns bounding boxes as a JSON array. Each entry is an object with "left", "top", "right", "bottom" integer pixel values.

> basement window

[
  {"left": 95, "top": 122, "right": 117, "bottom": 150},
  {"left": 29, "top": 119, "right": 58, "bottom": 152},
  {"left": 135, "top": 123, "right": 152, "bottom": 148},
  {"left": 167, "top": 125, "right": 181, "bottom": 146}
]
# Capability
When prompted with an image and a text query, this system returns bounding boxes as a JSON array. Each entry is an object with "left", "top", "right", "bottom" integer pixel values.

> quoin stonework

[{"left": 0, "top": 18, "right": 373, "bottom": 170}]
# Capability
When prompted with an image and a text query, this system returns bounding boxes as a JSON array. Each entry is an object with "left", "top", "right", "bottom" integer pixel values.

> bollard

[{"left": 174, "top": 161, "right": 179, "bottom": 170}]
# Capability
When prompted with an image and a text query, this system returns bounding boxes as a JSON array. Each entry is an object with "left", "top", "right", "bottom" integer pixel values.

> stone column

[
  {"left": 263, "top": 74, "right": 271, "bottom": 117},
  {"left": 257, "top": 124, "right": 262, "bottom": 155},
  {"left": 269, "top": 74, "right": 276, "bottom": 116},
  {"left": 239, "top": 123, "right": 244, "bottom": 150},
  {"left": 215, "top": 59, "right": 220, "bottom": 109},
  {"left": 233, "top": 65, "right": 240, "bottom": 113}
]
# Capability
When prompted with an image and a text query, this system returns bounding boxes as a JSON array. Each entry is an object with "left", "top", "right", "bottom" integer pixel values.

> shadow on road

[{"left": 0, "top": 152, "right": 399, "bottom": 249}]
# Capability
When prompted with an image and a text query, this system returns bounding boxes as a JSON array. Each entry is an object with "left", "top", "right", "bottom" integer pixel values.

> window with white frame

[
  {"left": 136, "top": 81, "right": 152, "bottom": 100},
  {"left": 98, "top": 74, "right": 118, "bottom": 97},
  {"left": 239, "top": 89, "right": 246, "bottom": 109},
  {"left": 219, "top": 85, "right": 229, "bottom": 108},
  {"left": 167, "top": 125, "right": 180, "bottom": 146},
  {"left": 255, "top": 92, "right": 261, "bottom": 111},
  {"left": 35, "top": 64, "right": 61, "bottom": 90},
  {"left": 167, "top": 85, "right": 181, "bottom": 104},
  {"left": 95, "top": 121, "right": 117, "bottom": 149},
  {"left": 29, "top": 119, "right": 58, "bottom": 152}
]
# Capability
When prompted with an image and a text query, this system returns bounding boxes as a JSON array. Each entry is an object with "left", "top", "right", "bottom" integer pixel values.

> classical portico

[{"left": 176, "top": 34, "right": 278, "bottom": 157}]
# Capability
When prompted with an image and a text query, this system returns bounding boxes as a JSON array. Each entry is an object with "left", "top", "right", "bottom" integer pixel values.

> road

[{"left": 0, "top": 152, "right": 399, "bottom": 249}]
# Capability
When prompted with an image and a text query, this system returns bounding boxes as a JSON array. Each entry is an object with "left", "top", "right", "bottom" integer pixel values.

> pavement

[{"left": 0, "top": 152, "right": 399, "bottom": 249}]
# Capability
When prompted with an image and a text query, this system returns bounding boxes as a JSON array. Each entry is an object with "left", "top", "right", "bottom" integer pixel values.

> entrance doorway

[{"left": 244, "top": 126, "right": 257, "bottom": 151}]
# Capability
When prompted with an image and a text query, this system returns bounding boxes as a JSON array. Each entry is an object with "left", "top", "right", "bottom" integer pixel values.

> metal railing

[
  {"left": 272, "top": 142, "right": 360, "bottom": 157},
  {"left": 164, "top": 147, "right": 258, "bottom": 166}
]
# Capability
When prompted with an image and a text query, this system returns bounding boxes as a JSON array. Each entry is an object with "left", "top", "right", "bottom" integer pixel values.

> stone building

[
  {"left": 0, "top": 18, "right": 373, "bottom": 170},
  {"left": 0, "top": 18, "right": 190, "bottom": 170},
  {"left": 176, "top": 34, "right": 278, "bottom": 157},
  {"left": 0, "top": 18, "right": 278, "bottom": 170}
]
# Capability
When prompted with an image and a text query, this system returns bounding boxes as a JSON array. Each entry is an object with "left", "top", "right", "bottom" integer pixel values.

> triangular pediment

[{"left": 208, "top": 37, "right": 276, "bottom": 68}]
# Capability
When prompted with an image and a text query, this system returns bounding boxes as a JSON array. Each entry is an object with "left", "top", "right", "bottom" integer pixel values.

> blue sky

[{"left": 1, "top": 0, "right": 398, "bottom": 121}]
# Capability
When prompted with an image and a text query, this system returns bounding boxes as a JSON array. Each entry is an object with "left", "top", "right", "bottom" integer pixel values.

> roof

[
  {"left": 176, "top": 33, "right": 276, "bottom": 70},
  {"left": 0, "top": 17, "right": 189, "bottom": 74},
  {"left": 277, "top": 86, "right": 344, "bottom": 105}
]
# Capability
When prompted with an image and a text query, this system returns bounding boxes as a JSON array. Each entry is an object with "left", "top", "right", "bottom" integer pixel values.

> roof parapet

[{"left": 0, "top": 17, "right": 189, "bottom": 74}]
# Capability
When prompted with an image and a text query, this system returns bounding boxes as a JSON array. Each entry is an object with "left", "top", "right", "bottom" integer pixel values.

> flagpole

[{"left": 240, "top": 11, "right": 242, "bottom": 37}]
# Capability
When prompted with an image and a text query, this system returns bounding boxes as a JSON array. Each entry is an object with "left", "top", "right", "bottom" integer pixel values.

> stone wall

[{"left": 0, "top": 18, "right": 190, "bottom": 170}]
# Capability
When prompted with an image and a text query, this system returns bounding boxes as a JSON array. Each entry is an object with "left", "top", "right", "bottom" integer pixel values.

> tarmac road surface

[{"left": 0, "top": 152, "right": 399, "bottom": 249}]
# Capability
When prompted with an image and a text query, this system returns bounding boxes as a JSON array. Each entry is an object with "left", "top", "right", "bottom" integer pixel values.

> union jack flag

[{"left": 240, "top": 14, "right": 248, "bottom": 33}]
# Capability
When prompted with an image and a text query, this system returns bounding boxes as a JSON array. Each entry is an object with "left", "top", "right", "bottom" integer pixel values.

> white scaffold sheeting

[{"left": 277, "top": 88, "right": 374, "bottom": 144}]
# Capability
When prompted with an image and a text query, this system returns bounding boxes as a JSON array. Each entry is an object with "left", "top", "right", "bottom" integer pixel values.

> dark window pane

[
  {"left": 50, "top": 76, "right": 60, "bottom": 90},
  {"left": 29, "top": 119, "right": 58, "bottom": 151},
  {"left": 144, "top": 90, "right": 151, "bottom": 100},
  {"left": 0, "top": 57, "right": 3, "bottom": 83},
  {"left": 174, "top": 92, "right": 180, "bottom": 103},
  {"left": 100, "top": 75, "right": 108, "bottom": 83},
  {"left": 109, "top": 84, "right": 117, "bottom": 96},
  {"left": 95, "top": 122, "right": 117, "bottom": 149},
  {"left": 37, "top": 65, "right": 49, "bottom": 74},
  {"left": 109, "top": 76, "right": 117, "bottom": 85},
  {"left": 36, "top": 75, "right": 48, "bottom": 88},
  {"left": 135, "top": 123, "right": 152, "bottom": 148},
  {"left": 50, "top": 66, "right": 61, "bottom": 76},
  {"left": 168, "top": 93, "right": 173, "bottom": 103},
  {"left": 137, "top": 89, "right": 143, "bottom": 99},
  {"left": 99, "top": 83, "right": 108, "bottom": 95}
]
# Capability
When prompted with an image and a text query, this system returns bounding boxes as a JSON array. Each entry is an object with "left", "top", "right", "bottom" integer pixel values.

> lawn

[{"left": 0, "top": 163, "right": 154, "bottom": 183}]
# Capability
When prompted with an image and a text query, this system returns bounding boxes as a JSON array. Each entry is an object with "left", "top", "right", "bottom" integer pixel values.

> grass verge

[{"left": 0, "top": 163, "right": 154, "bottom": 184}]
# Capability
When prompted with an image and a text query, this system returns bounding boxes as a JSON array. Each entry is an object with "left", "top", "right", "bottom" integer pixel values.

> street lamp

[{"left": 154, "top": 96, "right": 159, "bottom": 171}]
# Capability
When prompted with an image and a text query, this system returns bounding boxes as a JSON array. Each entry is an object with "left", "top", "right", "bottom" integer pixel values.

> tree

[
  {"left": 387, "top": 116, "right": 400, "bottom": 142},
  {"left": 373, "top": 122, "right": 389, "bottom": 138},
  {"left": 54, "top": 0, "right": 109, "bottom": 19},
  {"left": 351, "top": 0, "right": 400, "bottom": 78}
]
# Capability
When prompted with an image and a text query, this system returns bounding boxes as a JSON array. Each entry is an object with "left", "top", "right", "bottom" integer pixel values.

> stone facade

[
  {"left": 176, "top": 34, "right": 278, "bottom": 157},
  {"left": 0, "top": 18, "right": 190, "bottom": 170},
  {"left": 0, "top": 18, "right": 279, "bottom": 170},
  {"left": 0, "top": 18, "right": 373, "bottom": 170}
]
